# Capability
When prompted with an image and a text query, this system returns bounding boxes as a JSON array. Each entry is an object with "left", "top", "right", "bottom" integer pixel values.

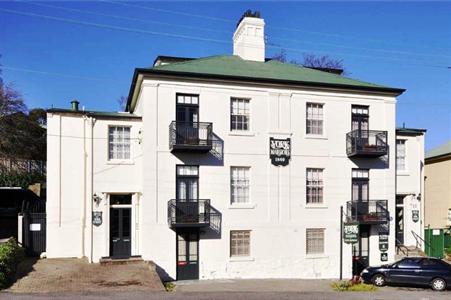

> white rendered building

[
  {"left": 46, "top": 13, "right": 410, "bottom": 280},
  {"left": 395, "top": 128, "right": 426, "bottom": 250}
]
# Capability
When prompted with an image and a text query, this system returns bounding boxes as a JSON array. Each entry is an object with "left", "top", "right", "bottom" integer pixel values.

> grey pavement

[{"left": 1, "top": 289, "right": 451, "bottom": 300}]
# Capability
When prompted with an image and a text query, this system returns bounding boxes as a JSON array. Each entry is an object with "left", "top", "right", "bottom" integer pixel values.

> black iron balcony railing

[
  {"left": 169, "top": 121, "right": 213, "bottom": 152},
  {"left": 168, "top": 199, "right": 211, "bottom": 228},
  {"left": 346, "top": 200, "right": 389, "bottom": 225},
  {"left": 346, "top": 130, "right": 388, "bottom": 158}
]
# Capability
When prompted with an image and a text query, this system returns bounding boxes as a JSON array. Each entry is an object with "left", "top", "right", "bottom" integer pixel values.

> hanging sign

[
  {"left": 269, "top": 137, "right": 291, "bottom": 166},
  {"left": 343, "top": 222, "right": 359, "bottom": 244},
  {"left": 412, "top": 210, "right": 419, "bottom": 223},
  {"left": 381, "top": 252, "right": 388, "bottom": 262},
  {"left": 379, "top": 232, "right": 389, "bottom": 252},
  {"left": 92, "top": 211, "right": 103, "bottom": 226}
]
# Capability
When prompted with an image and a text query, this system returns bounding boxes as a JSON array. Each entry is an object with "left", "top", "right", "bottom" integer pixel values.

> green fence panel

[{"left": 424, "top": 229, "right": 444, "bottom": 258}]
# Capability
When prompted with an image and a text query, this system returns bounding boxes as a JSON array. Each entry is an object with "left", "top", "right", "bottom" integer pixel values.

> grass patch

[
  {"left": 331, "top": 280, "right": 377, "bottom": 292},
  {"left": 164, "top": 282, "right": 176, "bottom": 292}
]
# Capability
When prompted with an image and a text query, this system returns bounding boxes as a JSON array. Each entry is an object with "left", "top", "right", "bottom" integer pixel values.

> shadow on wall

[
  {"left": 350, "top": 153, "right": 390, "bottom": 170},
  {"left": 172, "top": 133, "right": 224, "bottom": 167}
]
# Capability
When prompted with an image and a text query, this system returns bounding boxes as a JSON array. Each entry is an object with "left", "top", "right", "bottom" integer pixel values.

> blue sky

[{"left": 0, "top": 1, "right": 450, "bottom": 150}]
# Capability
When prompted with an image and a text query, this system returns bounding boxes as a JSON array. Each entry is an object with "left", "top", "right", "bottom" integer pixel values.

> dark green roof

[
  {"left": 396, "top": 127, "right": 427, "bottom": 136},
  {"left": 149, "top": 55, "right": 404, "bottom": 94},
  {"left": 47, "top": 108, "right": 141, "bottom": 120},
  {"left": 426, "top": 141, "right": 451, "bottom": 160}
]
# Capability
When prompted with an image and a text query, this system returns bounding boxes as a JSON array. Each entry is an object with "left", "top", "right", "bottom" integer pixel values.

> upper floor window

[
  {"left": 306, "top": 103, "right": 323, "bottom": 135},
  {"left": 108, "top": 126, "right": 131, "bottom": 160},
  {"left": 306, "top": 228, "right": 325, "bottom": 255},
  {"left": 306, "top": 168, "right": 323, "bottom": 204},
  {"left": 231, "top": 167, "right": 250, "bottom": 204},
  {"left": 230, "top": 230, "right": 251, "bottom": 257},
  {"left": 397, "top": 140, "right": 406, "bottom": 171},
  {"left": 231, "top": 98, "right": 250, "bottom": 131}
]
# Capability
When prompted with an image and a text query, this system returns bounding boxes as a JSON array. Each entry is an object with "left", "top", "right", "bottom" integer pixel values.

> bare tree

[
  {"left": 117, "top": 95, "right": 127, "bottom": 111},
  {"left": 302, "top": 53, "right": 344, "bottom": 71},
  {"left": 271, "top": 50, "right": 347, "bottom": 75},
  {"left": 0, "top": 80, "right": 27, "bottom": 117}
]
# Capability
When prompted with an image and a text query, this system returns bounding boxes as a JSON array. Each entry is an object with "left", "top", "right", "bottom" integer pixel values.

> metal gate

[{"left": 22, "top": 213, "right": 46, "bottom": 256}]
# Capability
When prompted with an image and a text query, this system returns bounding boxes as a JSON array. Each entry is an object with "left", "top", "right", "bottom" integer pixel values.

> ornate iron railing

[
  {"left": 346, "top": 130, "right": 388, "bottom": 157},
  {"left": 169, "top": 121, "right": 213, "bottom": 151},
  {"left": 346, "top": 200, "right": 389, "bottom": 224},
  {"left": 168, "top": 199, "right": 211, "bottom": 227}
]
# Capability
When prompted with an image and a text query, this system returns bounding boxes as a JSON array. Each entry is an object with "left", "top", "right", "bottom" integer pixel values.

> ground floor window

[
  {"left": 230, "top": 230, "right": 250, "bottom": 257},
  {"left": 306, "top": 228, "right": 325, "bottom": 255}
]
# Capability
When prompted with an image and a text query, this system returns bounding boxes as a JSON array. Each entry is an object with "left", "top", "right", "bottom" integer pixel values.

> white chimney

[{"left": 233, "top": 15, "right": 265, "bottom": 62}]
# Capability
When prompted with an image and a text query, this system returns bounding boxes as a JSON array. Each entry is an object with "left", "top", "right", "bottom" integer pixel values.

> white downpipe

[
  {"left": 89, "top": 117, "right": 96, "bottom": 263},
  {"left": 81, "top": 116, "right": 87, "bottom": 258},
  {"left": 58, "top": 115, "right": 62, "bottom": 227}
]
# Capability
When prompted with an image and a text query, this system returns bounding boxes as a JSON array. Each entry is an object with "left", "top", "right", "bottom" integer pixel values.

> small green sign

[
  {"left": 381, "top": 252, "right": 388, "bottom": 261},
  {"left": 379, "top": 232, "right": 389, "bottom": 252},
  {"left": 343, "top": 223, "right": 359, "bottom": 244}
]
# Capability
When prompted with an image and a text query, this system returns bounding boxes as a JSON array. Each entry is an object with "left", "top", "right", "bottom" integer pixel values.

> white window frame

[
  {"left": 306, "top": 168, "right": 324, "bottom": 205},
  {"left": 108, "top": 126, "right": 131, "bottom": 162},
  {"left": 230, "top": 98, "right": 251, "bottom": 132},
  {"left": 306, "top": 228, "right": 325, "bottom": 255},
  {"left": 230, "top": 167, "right": 251, "bottom": 206},
  {"left": 230, "top": 230, "right": 251, "bottom": 257},
  {"left": 396, "top": 139, "right": 407, "bottom": 172},
  {"left": 306, "top": 102, "right": 324, "bottom": 136}
]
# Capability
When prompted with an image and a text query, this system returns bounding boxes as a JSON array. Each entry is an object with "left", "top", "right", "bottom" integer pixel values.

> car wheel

[
  {"left": 431, "top": 278, "right": 446, "bottom": 291},
  {"left": 372, "top": 274, "right": 385, "bottom": 287}
]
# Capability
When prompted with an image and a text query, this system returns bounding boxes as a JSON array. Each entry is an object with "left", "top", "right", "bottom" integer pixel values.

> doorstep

[{"left": 100, "top": 255, "right": 143, "bottom": 265}]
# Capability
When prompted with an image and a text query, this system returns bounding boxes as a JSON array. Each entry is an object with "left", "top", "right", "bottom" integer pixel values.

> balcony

[
  {"left": 168, "top": 199, "right": 211, "bottom": 228},
  {"left": 346, "top": 130, "right": 388, "bottom": 158},
  {"left": 169, "top": 121, "right": 213, "bottom": 153},
  {"left": 346, "top": 200, "right": 389, "bottom": 225}
]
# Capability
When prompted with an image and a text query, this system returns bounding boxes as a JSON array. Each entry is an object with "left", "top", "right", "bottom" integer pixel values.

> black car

[{"left": 361, "top": 257, "right": 451, "bottom": 291}]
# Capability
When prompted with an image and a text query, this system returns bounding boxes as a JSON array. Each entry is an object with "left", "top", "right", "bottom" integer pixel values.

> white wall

[
  {"left": 46, "top": 113, "right": 142, "bottom": 261},
  {"left": 47, "top": 77, "right": 399, "bottom": 280},
  {"left": 137, "top": 78, "right": 397, "bottom": 280},
  {"left": 396, "top": 133, "right": 425, "bottom": 247}
]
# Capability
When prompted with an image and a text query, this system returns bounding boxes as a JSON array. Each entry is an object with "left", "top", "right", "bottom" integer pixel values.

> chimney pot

[{"left": 71, "top": 100, "right": 80, "bottom": 111}]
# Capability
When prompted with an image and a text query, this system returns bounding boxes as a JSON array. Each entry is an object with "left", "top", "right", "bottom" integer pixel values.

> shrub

[
  {"left": 164, "top": 282, "right": 176, "bottom": 292},
  {"left": 0, "top": 238, "right": 25, "bottom": 289},
  {"left": 331, "top": 280, "right": 377, "bottom": 292},
  {"left": 445, "top": 247, "right": 451, "bottom": 255}
]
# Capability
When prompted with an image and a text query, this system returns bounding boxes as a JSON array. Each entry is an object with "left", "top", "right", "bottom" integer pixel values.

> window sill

[
  {"left": 229, "top": 131, "right": 255, "bottom": 137},
  {"left": 305, "top": 135, "right": 328, "bottom": 140},
  {"left": 229, "top": 256, "right": 254, "bottom": 262},
  {"left": 229, "top": 203, "right": 256, "bottom": 209},
  {"left": 304, "top": 204, "right": 328, "bottom": 209},
  {"left": 106, "top": 160, "right": 134, "bottom": 165},
  {"left": 396, "top": 171, "right": 409, "bottom": 176},
  {"left": 305, "top": 254, "right": 328, "bottom": 259}
]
